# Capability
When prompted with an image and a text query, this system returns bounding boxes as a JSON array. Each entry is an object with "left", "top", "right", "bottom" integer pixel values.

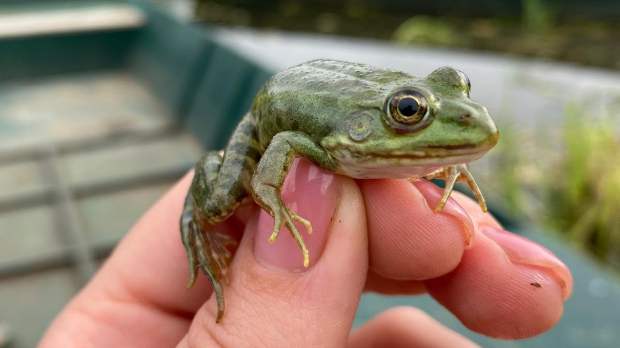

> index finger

[{"left": 358, "top": 178, "right": 573, "bottom": 339}]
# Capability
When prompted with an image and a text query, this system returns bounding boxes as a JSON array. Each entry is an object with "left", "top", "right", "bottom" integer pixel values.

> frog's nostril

[{"left": 459, "top": 113, "right": 472, "bottom": 125}]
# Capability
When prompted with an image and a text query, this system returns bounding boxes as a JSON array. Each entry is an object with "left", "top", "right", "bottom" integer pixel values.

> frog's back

[{"left": 251, "top": 59, "right": 415, "bottom": 146}]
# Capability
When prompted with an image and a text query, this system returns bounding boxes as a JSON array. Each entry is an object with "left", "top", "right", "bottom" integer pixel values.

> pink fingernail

[
  {"left": 482, "top": 226, "right": 573, "bottom": 300},
  {"left": 254, "top": 159, "right": 340, "bottom": 272},
  {"left": 412, "top": 179, "right": 475, "bottom": 247}
]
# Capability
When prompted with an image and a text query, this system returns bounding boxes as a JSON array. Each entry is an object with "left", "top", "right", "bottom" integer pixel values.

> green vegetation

[
  {"left": 521, "top": 0, "right": 557, "bottom": 33},
  {"left": 491, "top": 103, "right": 620, "bottom": 270},
  {"left": 392, "top": 16, "right": 459, "bottom": 46},
  {"left": 391, "top": 15, "right": 619, "bottom": 70},
  {"left": 196, "top": 0, "right": 620, "bottom": 70},
  {"left": 548, "top": 106, "right": 620, "bottom": 266}
]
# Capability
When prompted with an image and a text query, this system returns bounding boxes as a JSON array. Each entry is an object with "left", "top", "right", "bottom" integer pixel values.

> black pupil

[{"left": 397, "top": 97, "right": 419, "bottom": 117}]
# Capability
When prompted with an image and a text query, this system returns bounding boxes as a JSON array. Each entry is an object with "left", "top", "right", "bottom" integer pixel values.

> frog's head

[{"left": 321, "top": 67, "right": 499, "bottom": 179}]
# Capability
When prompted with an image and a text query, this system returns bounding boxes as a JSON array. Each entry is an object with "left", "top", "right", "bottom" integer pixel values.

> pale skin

[{"left": 38, "top": 159, "right": 572, "bottom": 348}]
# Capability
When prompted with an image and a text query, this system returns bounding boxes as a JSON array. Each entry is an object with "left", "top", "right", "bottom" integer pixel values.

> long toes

[
  {"left": 302, "top": 249, "right": 310, "bottom": 268},
  {"left": 214, "top": 282, "right": 225, "bottom": 323},
  {"left": 434, "top": 200, "right": 448, "bottom": 213},
  {"left": 269, "top": 214, "right": 283, "bottom": 243},
  {"left": 434, "top": 174, "right": 459, "bottom": 212},
  {"left": 467, "top": 182, "right": 488, "bottom": 212},
  {"left": 291, "top": 212, "right": 313, "bottom": 235},
  {"left": 187, "top": 259, "right": 199, "bottom": 290},
  {"left": 187, "top": 266, "right": 198, "bottom": 290},
  {"left": 426, "top": 168, "right": 446, "bottom": 179},
  {"left": 207, "top": 231, "right": 229, "bottom": 262},
  {"left": 458, "top": 167, "right": 488, "bottom": 212},
  {"left": 194, "top": 228, "right": 224, "bottom": 289},
  {"left": 186, "top": 223, "right": 200, "bottom": 289},
  {"left": 214, "top": 236, "right": 233, "bottom": 264},
  {"left": 282, "top": 211, "right": 311, "bottom": 267},
  {"left": 186, "top": 219, "right": 228, "bottom": 322}
]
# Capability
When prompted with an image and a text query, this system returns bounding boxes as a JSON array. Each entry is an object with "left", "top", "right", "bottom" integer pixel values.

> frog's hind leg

[
  {"left": 181, "top": 113, "right": 262, "bottom": 322},
  {"left": 181, "top": 193, "right": 237, "bottom": 323}
]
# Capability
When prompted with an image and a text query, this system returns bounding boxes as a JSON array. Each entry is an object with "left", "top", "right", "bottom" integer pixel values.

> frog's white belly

[
  {"left": 333, "top": 151, "right": 483, "bottom": 179},
  {"left": 337, "top": 161, "right": 441, "bottom": 179}
]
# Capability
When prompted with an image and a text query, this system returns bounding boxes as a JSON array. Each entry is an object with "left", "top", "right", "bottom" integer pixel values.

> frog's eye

[{"left": 384, "top": 89, "right": 433, "bottom": 133}]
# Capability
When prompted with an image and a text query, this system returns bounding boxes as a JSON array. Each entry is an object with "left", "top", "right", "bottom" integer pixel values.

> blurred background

[{"left": 0, "top": 0, "right": 619, "bottom": 346}]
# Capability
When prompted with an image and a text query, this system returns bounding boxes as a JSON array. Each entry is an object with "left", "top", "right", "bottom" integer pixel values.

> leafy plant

[
  {"left": 521, "top": 0, "right": 557, "bottom": 33},
  {"left": 545, "top": 104, "right": 620, "bottom": 266},
  {"left": 494, "top": 102, "right": 620, "bottom": 269},
  {"left": 392, "top": 16, "right": 461, "bottom": 46}
]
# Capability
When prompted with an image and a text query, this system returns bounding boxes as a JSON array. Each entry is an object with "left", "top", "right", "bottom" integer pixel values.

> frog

[{"left": 180, "top": 59, "right": 499, "bottom": 322}]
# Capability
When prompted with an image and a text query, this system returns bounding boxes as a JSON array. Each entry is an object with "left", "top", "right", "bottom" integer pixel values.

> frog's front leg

[
  {"left": 426, "top": 164, "right": 488, "bottom": 213},
  {"left": 251, "top": 131, "right": 336, "bottom": 268}
]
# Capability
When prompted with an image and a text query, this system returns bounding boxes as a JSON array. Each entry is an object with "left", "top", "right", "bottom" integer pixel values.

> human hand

[{"left": 38, "top": 159, "right": 572, "bottom": 347}]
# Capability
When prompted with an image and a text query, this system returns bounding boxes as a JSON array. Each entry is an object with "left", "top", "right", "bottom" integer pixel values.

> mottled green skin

[
  {"left": 252, "top": 60, "right": 497, "bottom": 178},
  {"left": 181, "top": 59, "right": 499, "bottom": 322}
]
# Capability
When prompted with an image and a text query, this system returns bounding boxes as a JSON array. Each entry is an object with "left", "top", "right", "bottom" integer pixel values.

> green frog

[{"left": 180, "top": 59, "right": 499, "bottom": 322}]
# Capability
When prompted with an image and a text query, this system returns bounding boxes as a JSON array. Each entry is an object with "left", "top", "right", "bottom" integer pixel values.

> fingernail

[
  {"left": 482, "top": 226, "right": 572, "bottom": 300},
  {"left": 255, "top": 159, "right": 340, "bottom": 272},
  {"left": 412, "top": 179, "right": 475, "bottom": 247}
]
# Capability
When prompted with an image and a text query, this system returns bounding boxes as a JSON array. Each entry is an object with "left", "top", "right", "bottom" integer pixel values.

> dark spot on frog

[
  {"left": 530, "top": 282, "right": 542, "bottom": 288},
  {"left": 459, "top": 113, "right": 472, "bottom": 125}
]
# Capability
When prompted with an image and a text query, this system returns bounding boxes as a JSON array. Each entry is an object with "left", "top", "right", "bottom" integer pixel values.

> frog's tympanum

[{"left": 180, "top": 59, "right": 499, "bottom": 322}]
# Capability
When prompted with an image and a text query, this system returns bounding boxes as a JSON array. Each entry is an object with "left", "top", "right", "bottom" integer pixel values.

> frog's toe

[
  {"left": 435, "top": 172, "right": 459, "bottom": 212},
  {"left": 181, "top": 220, "right": 199, "bottom": 290},
  {"left": 290, "top": 211, "right": 313, "bottom": 235},
  {"left": 193, "top": 225, "right": 228, "bottom": 321},
  {"left": 269, "top": 213, "right": 284, "bottom": 243},
  {"left": 268, "top": 206, "right": 312, "bottom": 267},
  {"left": 187, "top": 247, "right": 199, "bottom": 289},
  {"left": 283, "top": 209, "right": 312, "bottom": 267},
  {"left": 459, "top": 166, "right": 488, "bottom": 212},
  {"left": 426, "top": 167, "right": 446, "bottom": 180},
  {"left": 426, "top": 166, "right": 459, "bottom": 212},
  {"left": 426, "top": 164, "right": 488, "bottom": 213}
]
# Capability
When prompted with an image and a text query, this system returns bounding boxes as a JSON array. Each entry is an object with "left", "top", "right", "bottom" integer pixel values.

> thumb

[{"left": 179, "top": 159, "right": 368, "bottom": 348}]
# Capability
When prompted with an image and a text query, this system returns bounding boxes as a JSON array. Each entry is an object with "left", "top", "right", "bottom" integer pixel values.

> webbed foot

[
  {"left": 181, "top": 192, "right": 237, "bottom": 323},
  {"left": 191, "top": 221, "right": 237, "bottom": 322},
  {"left": 426, "top": 164, "right": 488, "bottom": 213}
]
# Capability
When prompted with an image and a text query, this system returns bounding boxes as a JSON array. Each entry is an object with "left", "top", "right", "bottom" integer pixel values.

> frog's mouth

[
  {"left": 337, "top": 147, "right": 487, "bottom": 165},
  {"left": 332, "top": 140, "right": 493, "bottom": 163},
  {"left": 328, "top": 141, "right": 495, "bottom": 179}
]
